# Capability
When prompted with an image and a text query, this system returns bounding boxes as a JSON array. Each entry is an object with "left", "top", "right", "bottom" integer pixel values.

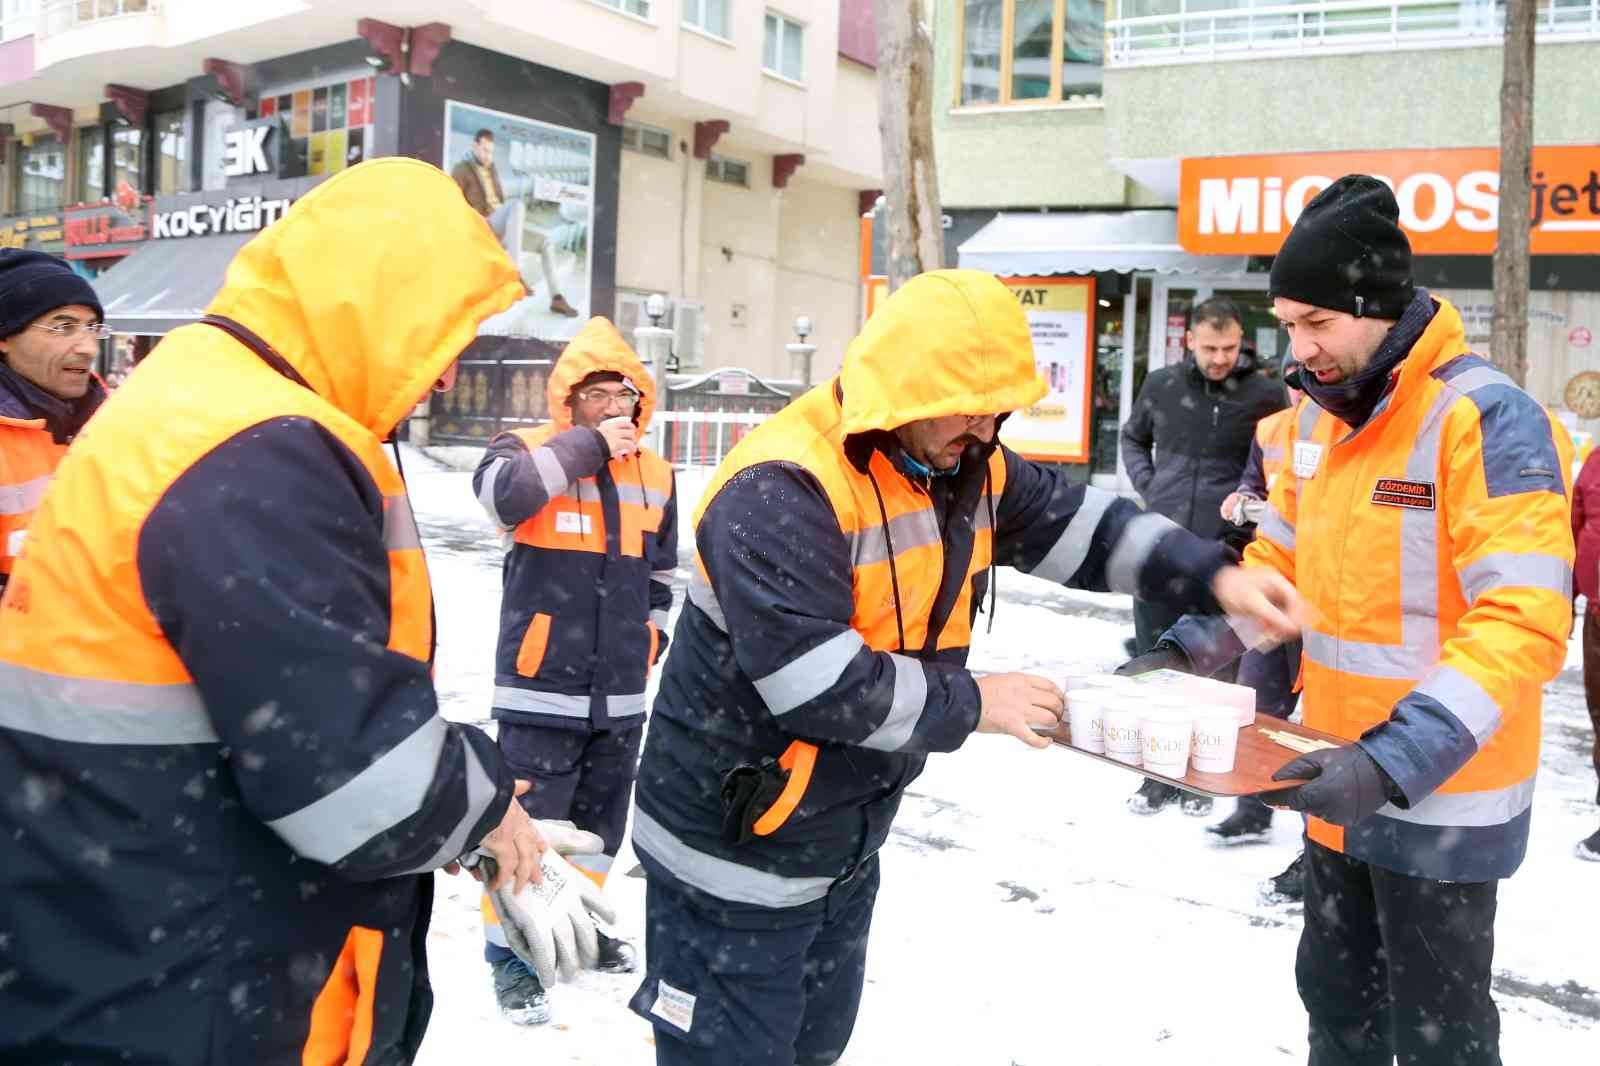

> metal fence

[
  {"left": 1107, "top": 0, "right": 1600, "bottom": 66},
  {"left": 656, "top": 367, "right": 796, "bottom": 467}
]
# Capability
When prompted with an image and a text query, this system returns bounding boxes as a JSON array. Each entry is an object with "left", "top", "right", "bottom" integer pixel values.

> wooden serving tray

[{"left": 1043, "top": 716, "right": 1349, "bottom": 798}]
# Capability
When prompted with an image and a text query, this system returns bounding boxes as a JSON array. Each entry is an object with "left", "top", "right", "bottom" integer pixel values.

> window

[
  {"left": 18, "top": 136, "right": 64, "bottom": 213},
  {"left": 112, "top": 124, "right": 143, "bottom": 195},
  {"left": 621, "top": 122, "right": 672, "bottom": 161},
  {"left": 763, "top": 12, "right": 804, "bottom": 82},
  {"left": 76, "top": 127, "right": 104, "bottom": 202},
  {"left": 958, "top": 0, "right": 1104, "bottom": 106},
  {"left": 705, "top": 153, "right": 749, "bottom": 188},
  {"left": 594, "top": 0, "right": 650, "bottom": 18},
  {"left": 683, "top": 0, "right": 729, "bottom": 38},
  {"left": 153, "top": 108, "right": 187, "bottom": 194},
  {"left": 0, "top": 0, "right": 34, "bottom": 42}
]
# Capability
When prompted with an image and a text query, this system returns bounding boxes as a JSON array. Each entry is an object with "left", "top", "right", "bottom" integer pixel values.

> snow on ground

[{"left": 403, "top": 445, "right": 1600, "bottom": 1064}]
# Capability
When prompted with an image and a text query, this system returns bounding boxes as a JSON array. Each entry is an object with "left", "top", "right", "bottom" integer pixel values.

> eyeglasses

[
  {"left": 576, "top": 387, "right": 641, "bottom": 406},
  {"left": 31, "top": 321, "right": 113, "bottom": 340}
]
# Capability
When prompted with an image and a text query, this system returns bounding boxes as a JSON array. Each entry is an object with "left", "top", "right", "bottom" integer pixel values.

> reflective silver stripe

[
  {"left": 395, "top": 739, "right": 499, "bottom": 874},
  {"left": 852, "top": 508, "right": 941, "bottom": 568},
  {"left": 1375, "top": 774, "right": 1535, "bottom": 828},
  {"left": 477, "top": 456, "right": 510, "bottom": 527},
  {"left": 632, "top": 809, "right": 834, "bottom": 907},
  {"left": 1413, "top": 664, "right": 1502, "bottom": 743},
  {"left": 616, "top": 483, "right": 671, "bottom": 509},
  {"left": 1260, "top": 445, "right": 1285, "bottom": 462},
  {"left": 753, "top": 630, "right": 865, "bottom": 715},
  {"left": 974, "top": 490, "right": 995, "bottom": 531},
  {"left": 1398, "top": 387, "right": 1453, "bottom": 665},
  {"left": 0, "top": 661, "right": 217, "bottom": 745},
  {"left": 860, "top": 653, "right": 929, "bottom": 751},
  {"left": 382, "top": 494, "right": 422, "bottom": 551},
  {"left": 1257, "top": 503, "right": 1295, "bottom": 552},
  {"left": 491, "top": 687, "right": 646, "bottom": 718},
  {"left": 1105, "top": 511, "right": 1179, "bottom": 595},
  {"left": 1029, "top": 485, "right": 1116, "bottom": 584},
  {"left": 1302, "top": 630, "right": 1426, "bottom": 680},
  {"left": 1446, "top": 364, "right": 1513, "bottom": 396},
  {"left": 532, "top": 446, "right": 570, "bottom": 499},
  {"left": 265, "top": 715, "right": 449, "bottom": 864},
  {"left": 0, "top": 472, "right": 51, "bottom": 516},
  {"left": 688, "top": 570, "right": 727, "bottom": 631},
  {"left": 652, "top": 569, "right": 677, "bottom": 584},
  {"left": 484, "top": 917, "right": 510, "bottom": 945},
  {"left": 1459, "top": 552, "right": 1571, "bottom": 604},
  {"left": 570, "top": 853, "right": 614, "bottom": 876},
  {"left": 1297, "top": 399, "right": 1322, "bottom": 439},
  {"left": 650, "top": 609, "right": 671, "bottom": 630}
]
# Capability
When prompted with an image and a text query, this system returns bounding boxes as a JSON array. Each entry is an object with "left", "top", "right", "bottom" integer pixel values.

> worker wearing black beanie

[{"left": 1269, "top": 174, "right": 1416, "bottom": 320}]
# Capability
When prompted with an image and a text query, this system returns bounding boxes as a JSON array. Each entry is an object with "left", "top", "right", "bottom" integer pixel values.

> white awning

[
  {"left": 92, "top": 232, "right": 255, "bottom": 335},
  {"left": 957, "top": 209, "right": 1247, "bottom": 276}
]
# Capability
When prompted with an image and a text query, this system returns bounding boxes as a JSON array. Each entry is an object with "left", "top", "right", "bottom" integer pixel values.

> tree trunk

[
  {"left": 874, "top": 0, "right": 943, "bottom": 293},
  {"left": 1491, "top": 0, "right": 1536, "bottom": 386}
]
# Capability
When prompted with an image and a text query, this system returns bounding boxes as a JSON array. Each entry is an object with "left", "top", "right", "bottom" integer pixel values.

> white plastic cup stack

[
  {"left": 1064, "top": 688, "right": 1118, "bottom": 754},
  {"left": 1101, "top": 699, "right": 1144, "bottom": 765},
  {"left": 1190, "top": 707, "right": 1241, "bottom": 774},
  {"left": 1139, "top": 709, "right": 1193, "bottom": 777}
]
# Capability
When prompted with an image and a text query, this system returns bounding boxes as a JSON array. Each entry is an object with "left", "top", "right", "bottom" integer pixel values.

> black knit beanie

[
  {"left": 1269, "top": 175, "right": 1415, "bottom": 320},
  {"left": 0, "top": 248, "right": 104, "bottom": 340}
]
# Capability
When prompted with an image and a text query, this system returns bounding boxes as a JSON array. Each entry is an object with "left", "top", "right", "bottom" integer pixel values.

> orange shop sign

[{"left": 1179, "top": 147, "right": 1600, "bottom": 256}]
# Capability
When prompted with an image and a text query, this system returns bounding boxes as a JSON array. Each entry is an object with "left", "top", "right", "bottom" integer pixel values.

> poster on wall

[
  {"left": 444, "top": 100, "right": 595, "bottom": 342},
  {"left": 999, "top": 276, "right": 1095, "bottom": 464}
]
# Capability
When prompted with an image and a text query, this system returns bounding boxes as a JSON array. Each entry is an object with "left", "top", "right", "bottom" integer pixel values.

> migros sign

[{"left": 1179, "top": 147, "right": 1600, "bottom": 256}]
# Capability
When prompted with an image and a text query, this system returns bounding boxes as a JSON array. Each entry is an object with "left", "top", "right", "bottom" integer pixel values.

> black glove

[
  {"left": 1114, "top": 642, "right": 1191, "bottom": 677},
  {"left": 1258, "top": 745, "right": 1397, "bottom": 827}
]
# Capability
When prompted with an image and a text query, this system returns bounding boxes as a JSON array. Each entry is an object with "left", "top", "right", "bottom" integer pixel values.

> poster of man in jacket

[{"left": 446, "top": 100, "right": 593, "bottom": 341}]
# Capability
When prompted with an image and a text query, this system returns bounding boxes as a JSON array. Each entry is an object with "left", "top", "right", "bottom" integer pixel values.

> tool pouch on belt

[{"left": 719, "top": 739, "right": 817, "bottom": 846}]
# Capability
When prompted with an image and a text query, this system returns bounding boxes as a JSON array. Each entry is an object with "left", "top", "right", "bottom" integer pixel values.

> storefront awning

[
  {"left": 957, "top": 209, "right": 1247, "bottom": 277},
  {"left": 92, "top": 232, "right": 256, "bottom": 335}
]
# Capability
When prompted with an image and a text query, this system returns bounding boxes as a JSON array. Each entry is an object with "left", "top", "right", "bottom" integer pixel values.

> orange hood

[
  {"left": 839, "top": 269, "right": 1045, "bottom": 437},
  {"left": 545, "top": 316, "right": 657, "bottom": 433},
  {"left": 205, "top": 158, "right": 523, "bottom": 438}
]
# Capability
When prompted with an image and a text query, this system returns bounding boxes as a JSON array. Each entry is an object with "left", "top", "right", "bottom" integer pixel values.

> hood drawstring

[
  {"left": 984, "top": 465, "right": 998, "bottom": 635},
  {"left": 865, "top": 464, "right": 907, "bottom": 654}
]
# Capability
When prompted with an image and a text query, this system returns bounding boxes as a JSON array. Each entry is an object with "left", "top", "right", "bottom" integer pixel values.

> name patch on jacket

[
  {"left": 555, "top": 511, "right": 594, "bottom": 534},
  {"left": 1371, "top": 478, "right": 1436, "bottom": 510}
]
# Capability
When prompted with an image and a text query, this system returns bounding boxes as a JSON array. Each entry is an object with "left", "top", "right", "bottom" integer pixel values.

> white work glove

[{"left": 479, "top": 820, "right": 616, "bottom": 988}]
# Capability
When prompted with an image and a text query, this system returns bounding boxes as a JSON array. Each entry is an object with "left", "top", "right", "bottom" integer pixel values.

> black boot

[
  {"left": 1179, "top": 791, "right": 1214, "bottom": 817},
  {"left": 491, "top": 955, "right": 550, "bottom": 1026},
  {"left": 597, "top": 931, "right": 639, "bottom": 974},
  {"left": 1206, "top": 797, "right": 1273, "bottom": 843},
  {"left": 1577, "top": 827, "right": 1600, "bottom": 863},
  {"left": 1259, "top": 852, "right": 1306, "bottom": 905},
  {"left": 1127, "top": 777, "right": 1182, "bottom": 815}
]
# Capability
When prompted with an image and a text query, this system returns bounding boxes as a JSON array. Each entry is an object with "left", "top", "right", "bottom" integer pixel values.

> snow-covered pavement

[{"left": 402, "top": 446, "right": 1600, "bottom": 1064}]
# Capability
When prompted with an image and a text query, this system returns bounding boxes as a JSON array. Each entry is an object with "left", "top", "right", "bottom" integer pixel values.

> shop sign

[
  {"left": 151, "top": 196, "right": 294, "bottom": 239},
  {"left": 63, "top": 198, "right": 149, "bottom": 260},
  {"left": 1180, "top": 146, "right": 1600, "bottom": 256},
  {"left": 1571, "top": 327, "right": 1593, "bottom": 350},
  {"left": 998, "top": 276, "right": 1096, "bottom": 464},
  {"left": 0, "top": 212, "right": 66, "bottom": 254}
]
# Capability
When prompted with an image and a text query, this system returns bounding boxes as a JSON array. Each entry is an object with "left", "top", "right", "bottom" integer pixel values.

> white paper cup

[
  {"left": 1190, "top": 709, "right": 1241, "bottom": 774},
  {"left": 1065, "top": 690, "right": 1115, "bottom": 753},
  {"left": 1140, "top": 709, "right": 1193, "bottom": 776},
  {"left": 1061, "top": 672, "right": 1136, "bottom": 694},
  {"left": 1101, "top": 700, "right": 1144, "bottom": 765}
]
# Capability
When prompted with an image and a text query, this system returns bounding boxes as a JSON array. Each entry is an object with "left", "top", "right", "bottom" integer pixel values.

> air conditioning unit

[
  {"left": 614, "top": 289, "right": 659, "bottom": 338},
  {"left": 672, "top": 301, "right": 705, "bottom": 369}
]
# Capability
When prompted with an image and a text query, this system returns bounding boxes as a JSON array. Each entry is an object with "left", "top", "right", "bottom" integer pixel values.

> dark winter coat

[
  {"left": 1573, "top": 449, "right": 1600, "bottom": 614},
  {"left": 1119, "top": 348, "right": 1286, "bottom": 541}
]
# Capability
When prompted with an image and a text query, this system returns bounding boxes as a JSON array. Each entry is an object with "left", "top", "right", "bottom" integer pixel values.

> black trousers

[{"left": 1298, "top": 840, "right": 1500, "bottom": 1066}]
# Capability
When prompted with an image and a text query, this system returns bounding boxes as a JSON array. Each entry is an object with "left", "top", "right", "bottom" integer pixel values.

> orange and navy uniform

[
  {"left": 1170, "top": 293, "right": 1573, "bottom": 883},
  {"left": 0, "top": 360, "right": 103, "bottom": 593},
  {"left": 0, "top": 160, "right": 524, "bottom": 1064},
  {"left": 1235, "top": 400, "right": 1299, "bottom": 502},
  {"left": 472, "top": 317, "right": 677, "bottom": 734}
]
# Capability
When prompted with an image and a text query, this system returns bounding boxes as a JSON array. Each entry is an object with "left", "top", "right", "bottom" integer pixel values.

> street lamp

[
  {"left": 786, "top": 313, "right": 816, "bottom": 387},
  {"left": 645, "top": 292, "right": 668, "bottom": 328}
]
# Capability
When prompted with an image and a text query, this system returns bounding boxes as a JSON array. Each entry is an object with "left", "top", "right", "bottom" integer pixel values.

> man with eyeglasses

[
  {"left": 471, "top": 316, "right": 678, "bottom": 1025},
  {"left": 0, "top": 248, "right": 109, "bottom": 597}
]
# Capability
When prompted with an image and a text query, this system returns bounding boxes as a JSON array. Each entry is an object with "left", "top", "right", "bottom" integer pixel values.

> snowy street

[{"left": 404, "top": 446, "right": 1600, "bottom": 1065}]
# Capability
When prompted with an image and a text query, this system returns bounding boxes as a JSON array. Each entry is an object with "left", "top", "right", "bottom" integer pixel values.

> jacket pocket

[{"left": 516, "top": 612, "right": 553, "bottom": 677}]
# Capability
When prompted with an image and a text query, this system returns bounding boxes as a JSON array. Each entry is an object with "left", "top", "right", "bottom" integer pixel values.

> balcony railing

[
  {"left": 1106, "top": 0, "right": 1600, "bottom": 67},
  {"left": 37, "top": 0, "right": 156, "bottom": 38}
]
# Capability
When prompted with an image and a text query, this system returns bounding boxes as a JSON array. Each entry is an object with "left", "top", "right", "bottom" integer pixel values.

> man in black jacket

[{"left": 1119, "top": 296, "right": 1286, "bottom": 814}]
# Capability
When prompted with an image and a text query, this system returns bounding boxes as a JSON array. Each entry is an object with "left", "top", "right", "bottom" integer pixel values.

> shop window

[
  {"left": 594, "top": 0, "right": 651, "bottom": 18},
  {"left": 622, "top": 122, "right": 673, "bottom": 161},
  {"left": 958, "top": 0, "right": 1104, "bottom": 107},
  {"left": 683, "top": 0, "right": 729, "bottom": 38},
  {"left": 75, "top": 127, "right": 104, "bottom": 203},
  {"left": 153, "top": 109, "right": 186, "bottom": 195},
  {"left": 705, "top": 153, "right": 749, "bottom": 188},
  {"left": 112, "top": 125, "right": 143, "bottom": 197},
  {"left": 763, "top": 12, "right": 805, "bottom": 82},
  {"left": 18, "top": 136, "right": 64, "bottom": 213}
]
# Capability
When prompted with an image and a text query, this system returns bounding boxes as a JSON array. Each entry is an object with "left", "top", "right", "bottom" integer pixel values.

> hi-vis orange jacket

[
  {"left": 472, "top": 318, "right": 676, "bottom": 733},
  {"left": 0, "top": 160, "right": 524, "bottom": 1065},
  {"left": 631, "top": 270, "right": 1237, "bottom": 916},
  {"left": 0, "top": 363, "right": 103, "bottom": 591},
  {"left": 1174, "top": 295, "right": 1573, "bottom": 882}
]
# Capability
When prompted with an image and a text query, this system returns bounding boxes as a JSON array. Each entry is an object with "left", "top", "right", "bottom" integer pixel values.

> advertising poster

[
  {"left": 997, "top": 276, "right": 1095, "bottom": 463},
  {"left": 445, "top": 100, "right": 595, "bottom": 341}
]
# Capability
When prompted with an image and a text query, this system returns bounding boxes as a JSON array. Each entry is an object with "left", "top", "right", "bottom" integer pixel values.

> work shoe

[
  {"left": 1259, "top": 853, "right": 1306, "bottom": 905},
  {"left": 1577, "top": 827, "right": 1600, "bottom": 862},
  {"left": 1179, "top": 792, "right": 1214, "bottom": 817},
  {"left": 1207, "top": 800, "right": 1273, "bottom": 844},
  {"left": 597, "top": 931, "right": 639, "bottom": 974},
  {"left": 1127, "top": 778, "right": 1182, "bottom": 815},
  {"left": 549, "top": 293, "right": 579, "bottom": 317},
  {"left": 491, "top": 955, "right": 550, "bottom": 1026}
]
